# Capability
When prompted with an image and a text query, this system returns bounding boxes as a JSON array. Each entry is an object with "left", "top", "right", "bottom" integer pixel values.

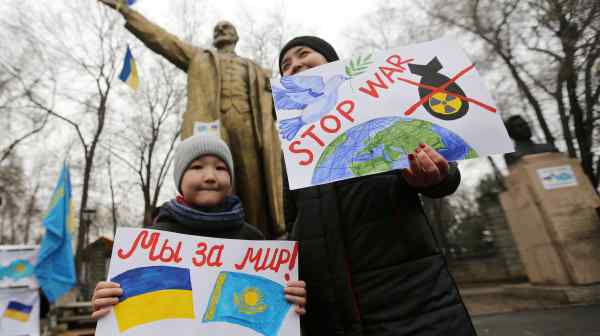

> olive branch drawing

[{"left": 345, "top": 54, "right": 373, "bottom": 78}]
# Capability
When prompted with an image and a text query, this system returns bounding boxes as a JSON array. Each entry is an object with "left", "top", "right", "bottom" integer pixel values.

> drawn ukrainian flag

[
  {"left": 111, "top": 266, "right": 195, "bottom": 332},
  {"left": 203, "top": 271, "right": 291, "bottom": 336},
  {"left": 2, "top": 301, "right": 33, "bottom": 322},
  {"left": 118, "top": 45, "right": 140, "bottom": 91}
]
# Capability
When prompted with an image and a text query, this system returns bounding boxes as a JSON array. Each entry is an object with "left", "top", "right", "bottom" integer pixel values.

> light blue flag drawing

[
  {"left": 34, "top": 163, "right": 76, "bottom": 303},
  {"left": 203, "top": 271, "right": 291, "bottom": 336}
]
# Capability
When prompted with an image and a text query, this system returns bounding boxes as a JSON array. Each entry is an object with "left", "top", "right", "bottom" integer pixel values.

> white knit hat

[{"left": 173, "top": 135, "right": 234, "bottom": 194}]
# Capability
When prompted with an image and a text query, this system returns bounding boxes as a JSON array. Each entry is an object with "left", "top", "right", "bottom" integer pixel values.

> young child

[
  {"left": 279, "top": 36, "right": 476, "bottom": 335},
  {"left": 91, "top": 134, "right": 306, "bottom": 319}
]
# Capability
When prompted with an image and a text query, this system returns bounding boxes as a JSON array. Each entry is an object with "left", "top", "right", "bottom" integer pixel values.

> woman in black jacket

[{"left": 279, "top": 36, "right": 477, "bottom": 336}]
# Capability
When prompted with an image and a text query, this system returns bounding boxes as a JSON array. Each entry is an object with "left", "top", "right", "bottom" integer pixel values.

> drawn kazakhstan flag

[
  {"left": 111, "top": 266, "right": 195, "bottom": 332},
  {"left": 203, "top": 271, "right": 291, "bottom": 336},
  {"left": 0, "top": 259, "right": 34, "bottom": 281}
]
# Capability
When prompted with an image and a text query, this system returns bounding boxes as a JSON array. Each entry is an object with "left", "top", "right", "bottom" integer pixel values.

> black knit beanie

[{"left": 278, "top": 36, "right": 339, "bottom": 75}]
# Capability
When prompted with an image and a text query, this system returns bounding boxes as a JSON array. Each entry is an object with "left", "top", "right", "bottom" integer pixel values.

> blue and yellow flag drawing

[
  {"left": 33, "top": 163, "right": 76, "bottom": 303},
  {"left": 0, "top": 259, "right": 34, "bottom": 281},
  {"left": 118, "top": 45, "right": 140, "bottom": 90},
  {"left": 111, "top": 266, "right": 195, "bottom": 332},
  {"left": 3, "top": 300, "right": 33, "bottom": 322},
  {"left": 203, "top": 271, "right": 291, "bottom": 336}
]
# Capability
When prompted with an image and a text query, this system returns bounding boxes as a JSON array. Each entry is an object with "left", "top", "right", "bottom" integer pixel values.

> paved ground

[
  {"left": 472, "top": 304, "right": 600, "bottom": 336},
  {"left": 459, "top": 285, "right": 559, "bottom": 316}
]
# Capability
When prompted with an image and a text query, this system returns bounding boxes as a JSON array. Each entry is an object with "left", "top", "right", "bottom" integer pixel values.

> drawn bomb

[{"left": 408, "top": 57, "right": 469, "bottom": 120}]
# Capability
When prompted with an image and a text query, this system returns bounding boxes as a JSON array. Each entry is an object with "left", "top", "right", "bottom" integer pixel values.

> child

[
  {"left": 91, "top": 135, "right": 306, "bottom": 319},
  {"left": 279, "top": 36, "right": 476, "bottom": 335}
]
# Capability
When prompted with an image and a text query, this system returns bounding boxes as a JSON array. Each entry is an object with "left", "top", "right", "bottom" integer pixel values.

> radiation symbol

[{"left": 409, "top": 57, "right": 469, "bottom": 120}]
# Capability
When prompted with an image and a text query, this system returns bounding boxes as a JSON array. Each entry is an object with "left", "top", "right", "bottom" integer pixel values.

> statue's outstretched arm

[{"left": 98, "top": 0, "right": 195, "bottom": 71}]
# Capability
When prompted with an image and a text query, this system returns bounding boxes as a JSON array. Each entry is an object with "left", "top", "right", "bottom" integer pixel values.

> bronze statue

[
  {"left": 99, "top": 0, "right": 284, "bottom": 237},
  {"left": 504, "top": 115, "right": 558, "bottom": 166}
]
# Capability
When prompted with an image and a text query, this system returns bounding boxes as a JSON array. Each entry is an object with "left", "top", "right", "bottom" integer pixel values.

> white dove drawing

[{"left": 273, "top": 74, "right": 350, "bottom": 141}]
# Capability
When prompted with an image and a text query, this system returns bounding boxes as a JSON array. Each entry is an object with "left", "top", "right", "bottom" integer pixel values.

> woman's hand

[
  {"left": 401, "top": 143, "right": 449, "bottom": 188},
  {"left": 284, "top": 280, "right": 307, "bottom": 315}
]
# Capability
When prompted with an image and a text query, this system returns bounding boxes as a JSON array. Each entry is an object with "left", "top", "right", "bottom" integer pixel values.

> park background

[{"left": 0, "top": 0, "right": 598, "bottom": 334}]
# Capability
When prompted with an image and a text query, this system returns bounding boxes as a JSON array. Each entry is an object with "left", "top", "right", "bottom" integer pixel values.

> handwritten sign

[
  {"left": 0, "top": 246, "right": 38, "bottom": 289},
  {"left": 0, "top": 287, "right": 40, "bottom": 336},
  {"left": 96, "top": 228, "right": 299, "bottom": 336},
  {"left": 272, "top": 38, "right": 514, "bottom": 189}
]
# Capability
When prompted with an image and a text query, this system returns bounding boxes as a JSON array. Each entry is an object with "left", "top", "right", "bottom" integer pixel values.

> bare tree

[
  {"left": 0, "top": 12, "right": 50, "bottom": 165},
  {"left": 107, "top": 60, "right": 184, "bottom": 227},
  {"left": 237, "top": 2, "right": 306, "bottom": 74},
  {"left": 12, "top": 1, "right": 128, "bottom": 274},
  {"left": 420, "top": 0, "right": 600, "bottom": 187}
]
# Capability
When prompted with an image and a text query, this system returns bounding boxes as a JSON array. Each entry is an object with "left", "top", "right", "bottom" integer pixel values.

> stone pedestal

[{"left": 500, "top": 153, "right": 600, "bottom": 285}]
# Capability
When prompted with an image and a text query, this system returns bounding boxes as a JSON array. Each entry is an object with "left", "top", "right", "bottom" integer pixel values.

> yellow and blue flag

[
  {"left": 203, "top": 271, "right": 291, "bottom": 336},
  {"left": 33, "top": 163, "right": 76, "bottom": 303},
  {"left": 111, "top": 266, "right": 195, "bottom": 332},
  {"left": 116, "top": 0, "right": 137, "bottom": 10},
  {"left": 3, "top": 300, "right": 33, "bottom": 322},
  {"left": 118, "top": 45, "right": 140, "bottom": 91}
]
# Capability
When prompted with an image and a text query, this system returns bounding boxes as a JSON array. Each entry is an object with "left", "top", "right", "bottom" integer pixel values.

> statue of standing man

[{"left": 99, "top": 0, "right": 284, "bottom": 238}]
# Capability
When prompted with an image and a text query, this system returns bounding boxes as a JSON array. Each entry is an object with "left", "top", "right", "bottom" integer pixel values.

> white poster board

[
  {"left": 537, "top": 165, "right": 578, "bottom": 190},
  {"left": 0, "top": 246, "right": 39, "bottom": 289},
  {"left": 272, "top": 37, "right": 514, "bottom": 189},
  {"left": 96, "top": 228, "right": 299, "bottom": 336},
  {"left": 0, "top": 288, "right": 40, "bottom": 336}
]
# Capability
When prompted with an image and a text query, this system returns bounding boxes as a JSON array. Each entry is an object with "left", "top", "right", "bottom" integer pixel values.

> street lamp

[{"left": 82, "top": 208, "right": 97, "bottom": 246}]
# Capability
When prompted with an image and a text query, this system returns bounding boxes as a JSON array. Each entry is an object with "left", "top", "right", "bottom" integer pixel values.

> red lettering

[
  {"left": 289, "top": 242, "right": 299, "bottom": 271},
  {"left": 272, "top": 249, "right": 291, "bottom": 272},
  {"left": 336, "top": 100, "right": 355, "bottom": 122},
  {"left": 117, "top": 230, "right": 181, "bottom": 263},
  {"left": 380, "top": 66, "right": 405, "bottom": 83},
  {"left": 207, "top": 244, "right": 224, "bottom": 267},
  {"left": 320, "top": 115, "right": 341, "bottom": 133},
  {"left": 192, "top": 242, "right": 224, "bottom": 267},
  {"left": 192, "top": 242, "right": 208, "bottom": 267},
  {"left": 289, "top": 140, "right": 314, "bottom": 166},
  {"left": 234, "top": 248, "right": 263, "bottom": 270},
  {"left": 386, "top": 55, "right": 412, "bottom": 71},
  {"left": 359, "top": 73, "right": 388, "bottom": 98},
  {"left": 148, "top": 238, "right": 182, "bottom": 263},
  {"left": 301, "top": 124, "right": 325, "bottom": 147},
  {"left": 117, "top": 230, "right": 158, "bottom": 259}
]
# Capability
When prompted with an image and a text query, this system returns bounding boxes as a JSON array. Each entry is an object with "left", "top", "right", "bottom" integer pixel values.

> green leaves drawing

[{"left": 345, "top": 54, "right": 373, "bottom": 78}]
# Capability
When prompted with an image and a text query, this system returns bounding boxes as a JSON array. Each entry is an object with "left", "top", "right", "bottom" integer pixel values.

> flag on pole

[
  {"left": 115, "top": 0, "right": 137, "bottom": 11},
  {"left": 34, "top": 163, "right": 77, "bottom": 303},
  {"left": 118, "top": 45, "right": 140, "bottom": 91}
]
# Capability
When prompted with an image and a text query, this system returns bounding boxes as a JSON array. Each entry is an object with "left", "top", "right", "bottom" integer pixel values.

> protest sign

[
  {"left": 272, "top": 38, "right": 513, "bottom": 189},
  {"left": 0, "top": 287, "right": 40, "bottom": 336},
  {"left": 96, "top": 228, "right": 299, "bottom": 336},
  {"left": 0, "top": 246, "right": 38, "bottom": 289}
]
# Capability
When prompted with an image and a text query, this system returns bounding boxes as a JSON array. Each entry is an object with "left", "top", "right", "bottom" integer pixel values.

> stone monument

[{"left": 500, "top": 115, "right": 600, "bottom": 286}]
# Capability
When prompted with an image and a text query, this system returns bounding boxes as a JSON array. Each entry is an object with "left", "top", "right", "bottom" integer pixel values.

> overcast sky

[{"left": 132, "top": 0, "right": 375, "bottom": 55}]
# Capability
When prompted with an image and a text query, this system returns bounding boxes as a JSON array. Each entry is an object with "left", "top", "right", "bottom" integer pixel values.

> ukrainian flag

[
  {"left": 203, "top": 271, "right": 291, "bottom": 336},
  {"left": 118, "top": 45, "right": 140, "bottom": 91},
  {"left": 2, "top": 301, "right": 33, "bottom": 322},
  {"left": 111, "top": 266, "right": 195, "bottom": 332}
]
